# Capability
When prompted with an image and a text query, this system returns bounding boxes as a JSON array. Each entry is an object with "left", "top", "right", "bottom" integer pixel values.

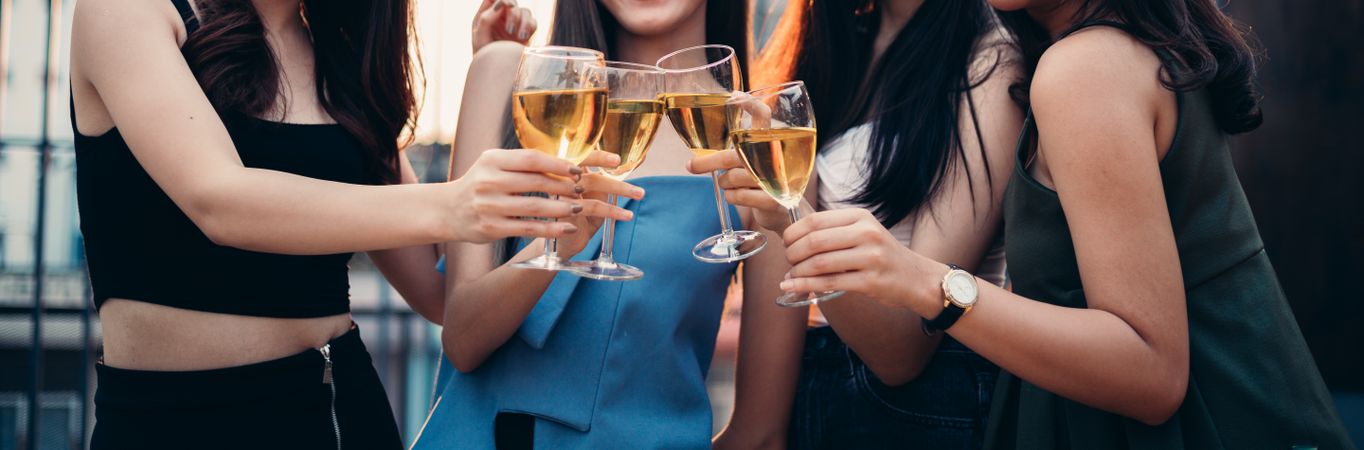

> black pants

[
  {"left": 788, "top": 327, "right": 999, "bottom": 450},
  {"left": 91, "top": 326, "right": 402, "bottom": 450}
]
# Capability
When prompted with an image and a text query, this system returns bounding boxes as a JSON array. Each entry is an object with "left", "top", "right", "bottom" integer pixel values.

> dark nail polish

[
  {"left": 571, "top": 203, "right": 584, "bottom": 214},
  {"left": 574, "top": 185, "right": 586, "bottom": 194},
  {"left": 569, "top": 166, "right": 583, "bottom": 175}
]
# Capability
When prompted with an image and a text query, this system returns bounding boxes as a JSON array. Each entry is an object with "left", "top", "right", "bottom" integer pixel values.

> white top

[{"left": 808, "top": 123, "right": 1008, "bottom": 327}]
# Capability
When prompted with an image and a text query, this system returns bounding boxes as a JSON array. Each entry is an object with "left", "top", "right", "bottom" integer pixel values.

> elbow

[
  {"left": 1132, "top": 369, "right": 1188, "bottom": 426},
  {"left": 191, "top": 201, "right": 243, "bottom": 248},
  {"left": 441, "top": 327, "right": 486, "bottom": 374},
  {"left": 863, "top": 358, "right": 928, "bottom": 387}
]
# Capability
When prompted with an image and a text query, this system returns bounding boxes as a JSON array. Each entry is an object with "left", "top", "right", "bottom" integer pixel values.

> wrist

[
  {"left": 910, "top": 257, "right": 952, "bottom": 319},
  {"left": 432, "top": 181, "right": 466, "bottom": 242}
]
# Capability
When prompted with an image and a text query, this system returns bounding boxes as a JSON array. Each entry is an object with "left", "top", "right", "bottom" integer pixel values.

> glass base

[
  {"left": 776, "top": 289, "right": 845, "bottom": 308},
  {"left": 572, "top": 260, "right": 644, "bottom": 281},
  {"left": 692, "top": 230, "right": 768, "bottom": 263},
  {"left": 511, "top": 254, "right": 595, "bottom": 273}
]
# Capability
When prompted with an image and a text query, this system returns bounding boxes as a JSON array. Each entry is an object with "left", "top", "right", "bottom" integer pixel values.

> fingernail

[
  {"left": 779, "top": 280, "right": 794, "bottom": 290},
  {"left": 633, "top": 188, "right": 646, "bottom": 198},
  {"left": 571, "top": 203, "right": 584, "bottom": 214},
  {"left": 564, "top": 224, "right": 579, "bottom": 234},
  {"left": 569, "top": 166, "right": 583, "bottom": 175},
  {"left": 622, "top": 210, "right": 634, "bottom": 220},
  {"left": 574, "top": 184, "right": 586, "bottom": 194},
  {"left": 506, "top": 22, "right": 516, "bottom": 35},
  {"left": 519, "top": 29, "right": 529, "bottom": 40},
  {"left": 609, "top": 154, "right": 621, "bottom": 165}
]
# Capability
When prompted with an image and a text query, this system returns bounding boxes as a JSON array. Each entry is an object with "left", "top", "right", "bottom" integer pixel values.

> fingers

[
  {"left": 572, "top": 198, "right": 634, "bottom": 222},
  {"left": 687, "top": 149, "right": 745, "bottom": 174},
  {"left": 488, "top": 195, "right": 579, "bottom": 220},
  {"left": 715, "top": 167, "right": 759, "bottom": 190},
  {"left": 490, "top": 149, "right": 581, "bottom": 177},
  {"left": 579, "top": 150, "right": 622, "bottom": 170},
  {"left": 577, "top": 173, "right": 646, "bottom": 201},
  {"left": 786, "top": 248, "right": 865, "bottom": 279},
  {"left": 485, "top": 172, "right": 578, "bottom": 198},
  {"left": 779, "top": 272, "right": 865, "bottom": 294},
  {"left": 513, "top": 7, "right": 536, "bottom": 42},
  {"left": 783, "top": 226, "right": 861, "bottom": 266},
  {"left": 782, "top": 208, "right": 872, "bottom": 245},
  {"left": 723, "top": 188, "right": 781, "bottom": 211},
  {"left": 489, "top": 218, "right": 579, "bottom": 240}
]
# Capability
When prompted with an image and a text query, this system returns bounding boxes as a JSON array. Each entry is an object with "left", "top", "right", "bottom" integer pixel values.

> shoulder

[
  {"left": 74, "top": 0, "right": 183, "bottom": 43},
  {"left": 1031, "top": 26, "right": 1164, "bottom": 111},
  {"left": 470, "top": 40, "right": 526, "bottom": 73}
]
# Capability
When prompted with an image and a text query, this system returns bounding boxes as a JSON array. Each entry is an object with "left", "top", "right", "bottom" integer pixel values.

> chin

[
  {"left": 600, "top": 0, "right": 704, "bottom": 37},
  {"left": 987, "top": 0, "right": 1033, "bottom": 11}
]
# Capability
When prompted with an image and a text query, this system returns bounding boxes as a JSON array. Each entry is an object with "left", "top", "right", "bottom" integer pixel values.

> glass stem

[
  {"left": 710, "top": 169, "right": 736, "bottom": 240},
  {"left": 597, "top": 193, "right": 618, "bottom": 266},
  {"left": 787, "top": 206, "right": 801, "bottom": 225},
  {"left": 544, "top": 194, "right": 560, "bottom": 263}
]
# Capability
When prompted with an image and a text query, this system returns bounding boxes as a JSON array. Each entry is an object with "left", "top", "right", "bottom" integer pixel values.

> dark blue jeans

[{"left": 788, "top": 327, "right": 998, "bottom": 450}]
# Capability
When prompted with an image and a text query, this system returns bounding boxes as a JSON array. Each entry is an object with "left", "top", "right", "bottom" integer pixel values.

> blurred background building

[{"left": 0, "top": 0, "right": 1358, "bottom": 449}]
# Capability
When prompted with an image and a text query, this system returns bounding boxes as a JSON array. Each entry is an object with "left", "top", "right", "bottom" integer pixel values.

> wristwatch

[{"left": 921, "top": 264, "right": 979, "bottom": 336}]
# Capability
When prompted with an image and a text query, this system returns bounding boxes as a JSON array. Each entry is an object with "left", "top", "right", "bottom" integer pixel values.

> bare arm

[
  {"left": 367, "top": 153, "right": 444, "bottom": 323},
  {"left": 780, "top": 31, "right": 1189, "bottom": 425},
  {"left": 440, "top": 42, "right": 640, "bottom": 373},
  {"left": 712, "top": 184, "right": 816, "bottom": 450},
  {"left": 72, "top": 0, "right": 584, "bottom": 256},
  {"left": 816, "top": 54, "right": 1023, "bottom": 385}
]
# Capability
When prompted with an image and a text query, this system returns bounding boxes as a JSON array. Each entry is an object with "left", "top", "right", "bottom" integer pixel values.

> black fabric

[
  {"left": 494, "top": 412, "right": 535, "bottom": 450},
  {"left": 170, "top": 0, "right": 198, "bottom": 33},
  {"left": 72, "top": 0, "right": 377, "bottom": 318},
  {"left": 90, "top": 327, "right": 402, "bottom": 450}
]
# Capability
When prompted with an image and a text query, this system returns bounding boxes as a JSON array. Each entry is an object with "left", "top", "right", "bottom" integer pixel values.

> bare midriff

[{"left": 99, "top": 298, "right": 353, "bottom": 371}]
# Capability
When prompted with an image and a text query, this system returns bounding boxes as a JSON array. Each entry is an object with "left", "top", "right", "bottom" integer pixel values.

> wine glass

[
  {"left": 573, "top": 61, "right": 664, "bottom": 281},
  {"left": 509, "top": 46, "right": 608, "bottom": 272},
  {"left": 656, "top": 44, "right": 768, "bottom": 263},
  {"left": 727, "top": 81, "right": 844, "bottom": 307}
]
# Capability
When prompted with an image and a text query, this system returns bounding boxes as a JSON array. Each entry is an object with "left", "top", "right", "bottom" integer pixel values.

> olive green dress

[{"left": 984, "top": 29, "right": 1356, "bottom": 450}]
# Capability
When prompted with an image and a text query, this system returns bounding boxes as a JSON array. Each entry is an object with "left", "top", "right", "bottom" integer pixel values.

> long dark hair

[
  {"left": 759, "top": 0, "right": 1002, "bottom": 228},
  {"left": 180, "top": 0, "right": 419, "bottom": 184},
  {"left": 998, "top": 0, "right": 1263, "bottom": 134}
]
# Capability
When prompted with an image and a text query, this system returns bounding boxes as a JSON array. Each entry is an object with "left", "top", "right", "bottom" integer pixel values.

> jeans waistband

[
  {"left": 804, "top": 326, "right": 975, "bottom": 360},
  {"left": 95, "top": 326, "right": 368, "bottom": 408}
]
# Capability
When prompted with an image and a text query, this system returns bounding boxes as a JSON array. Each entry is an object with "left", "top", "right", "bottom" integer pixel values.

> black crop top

[{"left": 73, "top": 0, "right": 377, "bottom": 318}]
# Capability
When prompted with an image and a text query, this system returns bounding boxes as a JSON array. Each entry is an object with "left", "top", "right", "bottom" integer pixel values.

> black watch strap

[{"left": 921, "top": 264, "right": 966, "bottom": 336}]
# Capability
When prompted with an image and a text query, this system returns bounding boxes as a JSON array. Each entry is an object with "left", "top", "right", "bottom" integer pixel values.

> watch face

[{"left": 945, "top": 272, "right": 978, "bottom": 306}]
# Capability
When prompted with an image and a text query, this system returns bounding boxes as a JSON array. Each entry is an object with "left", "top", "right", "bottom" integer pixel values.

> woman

[
  {"left": 409, "top": 1, "right": 777, "bottom": 448},
  {"left": 70, "top": 0, "right": 632, "bottom": 448},
  {"left": 700, "top": 0, "right": 1023, "bottom": 448},
  {"left": 771, "top": 0, "right": 1355, "bottom": 448}
]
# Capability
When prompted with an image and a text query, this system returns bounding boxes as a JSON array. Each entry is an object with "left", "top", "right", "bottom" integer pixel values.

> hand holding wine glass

[
  {"left": 509, "top": 45, "right": 610, "bottom": 272},
  {"left": 552, "top": 151, "right": 646, "bottom": 259},
  {"left": 725, "top": 81, "right": 843, "bottom": 307}
]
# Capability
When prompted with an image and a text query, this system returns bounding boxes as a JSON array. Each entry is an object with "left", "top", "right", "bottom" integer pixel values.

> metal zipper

[{"left": 320, "top": 344, "right": 341, "bottom": 450}]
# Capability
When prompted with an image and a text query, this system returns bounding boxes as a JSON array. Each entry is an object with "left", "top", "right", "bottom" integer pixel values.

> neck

[
  {"left": 251, "top": 0, "right": 304, "bottom": 35},
  {"left": 873, "top": 0, "right": 924, "bottom": 62},
  {"left": 1027, "top": 0, "right": 1086, "bottom": 38},
  {"left": 614, "top": 4, "right": 709, "bottom": 65}
]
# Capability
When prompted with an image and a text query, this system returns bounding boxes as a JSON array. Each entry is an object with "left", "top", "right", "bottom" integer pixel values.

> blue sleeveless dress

[{"left": 412, "top": 176, "right": 740, "bottom": 449}]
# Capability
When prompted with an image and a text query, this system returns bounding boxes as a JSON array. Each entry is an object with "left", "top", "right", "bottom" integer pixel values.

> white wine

[
  {"left": 732, "top": 127, "right": 817, "bottom": 208},
  {"left": 598, "top": 99, "right": 662, "bottom": 179},
  {"left": 661, "top": 93, "right": 734, "bottom": 155},
  {"left": 512, "top": 88, "right": 609, "bottom": 164}
]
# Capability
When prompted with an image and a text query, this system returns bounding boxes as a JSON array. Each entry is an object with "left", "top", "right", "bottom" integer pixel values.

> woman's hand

[
  {"left": 471, "top": 0, "right": 537, "bottom": 53},
  {"left": 553, "top": 151, "right": 646, "bottom": 257},
  {"left": 688, "top": 150, "right": 797, "bottom": 234},
  {"left": 779, "top": 208, "right": 946, "bottom": 312},
  {"left": 447, "top": 149, "right": 637, "bottom": 244}
]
